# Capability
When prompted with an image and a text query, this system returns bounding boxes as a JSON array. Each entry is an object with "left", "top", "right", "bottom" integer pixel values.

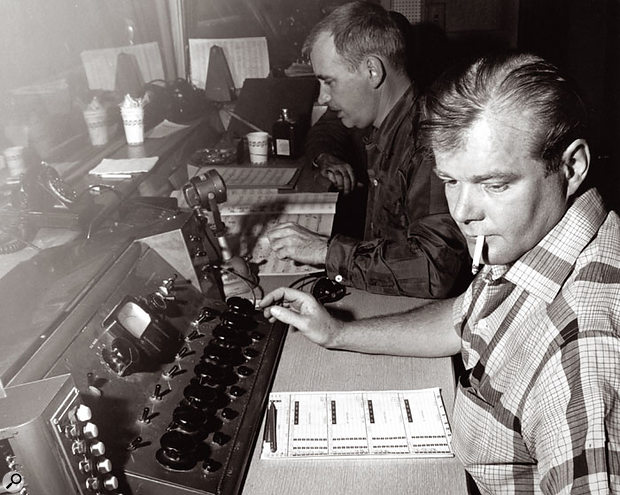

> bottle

[{"left": 272, "top": 108, "right": 298, "bottom": 159}]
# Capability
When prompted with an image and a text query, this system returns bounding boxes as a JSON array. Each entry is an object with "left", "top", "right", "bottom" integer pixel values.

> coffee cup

[
  {"left": 3, "top": 146, "right": 26, "bottom": 176},
  {"left": 246, "top": 131, "right": 269, "bottom": 165},
  {"left": 121, "top": 106, "right": 144, "bottom": 146},
  {"left": 83, "top": 108, "right": 110, "bottom": 146}
]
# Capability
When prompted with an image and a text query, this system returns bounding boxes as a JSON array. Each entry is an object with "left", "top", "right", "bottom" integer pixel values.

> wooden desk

[{"left": 243, "top": 289, "right": 468, "bottom": 495}]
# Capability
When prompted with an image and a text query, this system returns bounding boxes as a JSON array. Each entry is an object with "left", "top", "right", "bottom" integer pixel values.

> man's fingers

[{"left": 269, "top": 305, "right": 306, "bottom": 330}]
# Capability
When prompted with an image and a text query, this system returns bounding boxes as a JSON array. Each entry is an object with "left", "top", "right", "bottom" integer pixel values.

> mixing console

[{"left": 0, "top": 216, "right": 287, "bottom": 495}]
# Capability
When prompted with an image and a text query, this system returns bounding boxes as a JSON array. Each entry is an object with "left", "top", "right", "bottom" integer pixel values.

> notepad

[
  {"left": 89, "top": 157, "right": 159, "bottom": 178},
  {"left": 261, "top": 388, "right": 453, "bottom": 460}
]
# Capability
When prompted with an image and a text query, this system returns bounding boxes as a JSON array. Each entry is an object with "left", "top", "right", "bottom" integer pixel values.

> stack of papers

[
  {"left": 89, "top": 157, "right": 159, "bottom": 179},
  {"left": 262, "top": 388, "right": 453, "bottom": 460},
  {"left": 187, "top": 165, "right": 300, "bottom": 190}
]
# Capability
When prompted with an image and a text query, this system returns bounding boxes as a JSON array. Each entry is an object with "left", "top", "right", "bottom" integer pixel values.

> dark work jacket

[{"left": 323, "top": 85, "right": 470, "bottom": 298}]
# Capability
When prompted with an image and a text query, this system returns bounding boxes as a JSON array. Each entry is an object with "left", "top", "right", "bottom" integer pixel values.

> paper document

[
  {"left": 146, "top": 119, "right": 191, "bottom": 139},
  {"left": 261, "top": 388, "right": 453, "bottom": 460},
  {"left": 189, "top": 37, "right": 269, "bottom": 90},
  {"left": 81, "top": 42, "right": 164, "bottom": 91},
  {"left": 188, "top": 165, "right": 300, "bottom": 189},
  {"left": 221, "top": 192, "right": 338, "bottom": 276},
  {"left": 89, "top": 157, "right": 159, "bottom": 178}
]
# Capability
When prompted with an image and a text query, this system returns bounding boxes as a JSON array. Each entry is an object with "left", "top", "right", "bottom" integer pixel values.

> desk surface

[{"left": 243, "top": 288, "right": 467, "bottom": 495}]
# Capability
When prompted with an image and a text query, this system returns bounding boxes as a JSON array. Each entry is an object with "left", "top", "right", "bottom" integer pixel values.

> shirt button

[
  {"left": 335, "top": 274, "right": 343, "bottom": 283},
  {"left": 372, "top": 178, "right": 379, "bottom": 187}
]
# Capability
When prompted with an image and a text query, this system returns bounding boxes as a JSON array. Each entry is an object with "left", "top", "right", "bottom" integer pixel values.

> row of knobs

[
  {"left": 64, "top": 404, "right": 119, "bottom": 492},
  {"left": 156, "top": 296, "right": 260, "bottom": 472}
]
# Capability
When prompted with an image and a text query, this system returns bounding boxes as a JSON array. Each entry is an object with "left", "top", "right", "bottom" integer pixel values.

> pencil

[{"left": 472, "top": 235, "right": 485, "bottom": 275}]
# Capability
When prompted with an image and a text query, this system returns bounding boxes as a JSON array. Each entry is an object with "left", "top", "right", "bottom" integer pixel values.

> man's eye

[
  {"left": 484, "top": 183, "right": 508, "bottom": 192},
  {"left": 441, "top": 179, "right": 457, "bottom": 187}
]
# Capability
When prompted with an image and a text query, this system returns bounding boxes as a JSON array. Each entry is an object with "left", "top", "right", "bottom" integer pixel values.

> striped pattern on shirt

[{"left": 451, "top": 188, "right": 620, "bottom": 494}]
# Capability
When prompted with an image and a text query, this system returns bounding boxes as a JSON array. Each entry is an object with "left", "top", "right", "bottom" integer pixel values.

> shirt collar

[
  {"left": 366, "top": 84, "right": 416, "bottom": 155},
  {"left": 501, "top": 188, "right": 608, "bottom": 304}
]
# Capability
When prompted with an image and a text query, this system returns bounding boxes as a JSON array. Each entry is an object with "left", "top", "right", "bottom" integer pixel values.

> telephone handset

[{"left": 11, "top": 162, "right": 79, "bottom": 212}]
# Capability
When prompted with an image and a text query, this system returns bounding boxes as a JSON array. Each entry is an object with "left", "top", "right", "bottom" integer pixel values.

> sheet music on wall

[
  {"left": 189, "top": 37, "right": 270, "bottom": 90},
  {"left": 261, "top": 388, "right": 453, "bottom": 460}
]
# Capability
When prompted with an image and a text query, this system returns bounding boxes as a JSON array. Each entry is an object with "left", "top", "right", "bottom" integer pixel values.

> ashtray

[{"left": 188, "top": 147, "right": 237, "bottom": 166}]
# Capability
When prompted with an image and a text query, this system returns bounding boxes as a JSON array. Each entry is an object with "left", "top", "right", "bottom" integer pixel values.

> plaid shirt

[
  {"left": 325, "top": 85, "right": 469, "bottom": 298},
  {"left": 452, "top": 188, "right": 620, "bottom": 494}
]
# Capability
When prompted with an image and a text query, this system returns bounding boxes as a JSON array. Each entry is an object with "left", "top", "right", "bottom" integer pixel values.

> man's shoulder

[{"left": 564, "top": 210, "right": 620, "bottom": 334}]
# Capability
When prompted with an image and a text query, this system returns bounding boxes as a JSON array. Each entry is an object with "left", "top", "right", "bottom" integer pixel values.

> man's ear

[
  {"left": 561, "top": 138, "right": 590, "bottom": 197},
  {"left": 366, "top": 56, "right": 386, "bottom": 89}
]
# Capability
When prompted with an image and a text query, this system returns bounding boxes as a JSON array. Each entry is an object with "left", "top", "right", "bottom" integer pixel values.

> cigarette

[{"left": 472, "top": 235, "right": 485, "bottom": 275}]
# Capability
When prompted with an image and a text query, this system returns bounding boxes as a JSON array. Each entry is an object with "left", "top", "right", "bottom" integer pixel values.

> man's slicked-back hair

[
  {"left": 422, "top": 51, "right": 589, "bottom": 174},
  {"left": 302, "top": 1, "right": 406, "bottom": 73}
]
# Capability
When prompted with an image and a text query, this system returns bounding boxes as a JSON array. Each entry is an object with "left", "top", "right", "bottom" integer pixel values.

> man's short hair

[
  {"left": 303, "top": 1, "right": 406, "bottom": 74},
  {"left": 422, "top": 51, "right": 589, "bottom": 174}
]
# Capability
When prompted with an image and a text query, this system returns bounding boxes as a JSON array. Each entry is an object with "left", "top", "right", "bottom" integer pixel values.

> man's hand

[
  {"left": 259, "top": 287, "right": 343, "bottom": 347},
  {"left": 315, "top": 153, "right": 357, "bottom": 194},
  {"left": 265, "top": 222, "right": 328, "bottom": 265}
]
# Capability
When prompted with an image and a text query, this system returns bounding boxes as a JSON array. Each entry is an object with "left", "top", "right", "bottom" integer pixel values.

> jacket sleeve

[{"left": 325, "top": 152, "right": 471, "bottom": 299}]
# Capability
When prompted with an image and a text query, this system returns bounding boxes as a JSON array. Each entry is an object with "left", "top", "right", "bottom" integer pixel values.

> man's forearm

[{"left": 327, "top": 298, "right": 461, "bottom": 357}]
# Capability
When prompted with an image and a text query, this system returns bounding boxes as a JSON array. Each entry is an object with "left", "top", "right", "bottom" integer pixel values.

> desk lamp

[{"left": 182, "top": 170, "right": 258, "bottom": 298}]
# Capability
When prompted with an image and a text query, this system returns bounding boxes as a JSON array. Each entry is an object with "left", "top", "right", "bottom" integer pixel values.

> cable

[
  {"left": 288, "top": 271, "right": 325, "bottom": 290},
  {"left": 219, "top": 265, "right": 263, "bottom": 306}
]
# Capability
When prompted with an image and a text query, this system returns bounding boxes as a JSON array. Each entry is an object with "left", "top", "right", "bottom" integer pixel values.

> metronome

[{"left": 205, "top": 45, "right": 236, "bottom": 102}]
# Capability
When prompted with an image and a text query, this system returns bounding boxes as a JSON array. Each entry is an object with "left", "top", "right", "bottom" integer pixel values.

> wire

[
  {"left": 288, "top": 271, "right": 325, "bottom": 290},
  {"left": 219, "top": 265, "right": 263, "bottom": 306}
]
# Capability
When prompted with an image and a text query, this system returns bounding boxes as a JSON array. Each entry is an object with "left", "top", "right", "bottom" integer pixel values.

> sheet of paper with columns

[
  {"left": 261, "top": 388, "right": 453, "bottom": 459},
  {"left": 189, "top": 37, "right": 270, "bottom": 90},
  {"left": 80, "top": 42, "right": 164, "bottom": 91}
]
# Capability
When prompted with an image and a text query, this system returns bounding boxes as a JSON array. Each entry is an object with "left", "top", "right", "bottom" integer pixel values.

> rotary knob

[
  {"left": 82, "top": 422, "right": 99, "bottom": 439},
  {"left": 75, "top": 404, "right": 92, "bottom": 422},
  {"left": 183, "top": 383, "right": 218, "bottom": 410},
  {"left": 97, "top": 458, "right": 113, "bottom": 474},
  {"left": 226, "top": 296, "right": 254, "bottom": 316},
  {"left": 90, "top": 440, "right": 106, "bottom": 456},
  {"left": 102, "top": 475, "right": 119, "bottom": 491}
]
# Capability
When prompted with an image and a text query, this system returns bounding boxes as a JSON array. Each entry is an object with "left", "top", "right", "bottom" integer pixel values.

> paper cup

[
  {"left": 84, "top": 108, "right": 110, "bottom": 146},
  {"left": 3, "top": 146, "right": 26, "bottom": 176},
  {"left": 246, "top": 131, "right": 269, "bottom": 165},
  {"left": 121, "top": 107, "right": 144, "bottom": 146}
]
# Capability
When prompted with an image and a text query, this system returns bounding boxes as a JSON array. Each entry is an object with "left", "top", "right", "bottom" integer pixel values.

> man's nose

[
  {"left": 449, "top": 184, "right": 483, "bottom": 224},
  {"left": 317, "top": 83, "right": 331, "bottom": 105}
]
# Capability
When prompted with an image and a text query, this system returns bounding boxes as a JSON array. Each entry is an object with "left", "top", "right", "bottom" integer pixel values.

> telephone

[
  {"left": 11, "top": 161, "right": 79, "bottom": 212},
  {"left": 0, "top": 162, "right": 87, "bottom": 253}
]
